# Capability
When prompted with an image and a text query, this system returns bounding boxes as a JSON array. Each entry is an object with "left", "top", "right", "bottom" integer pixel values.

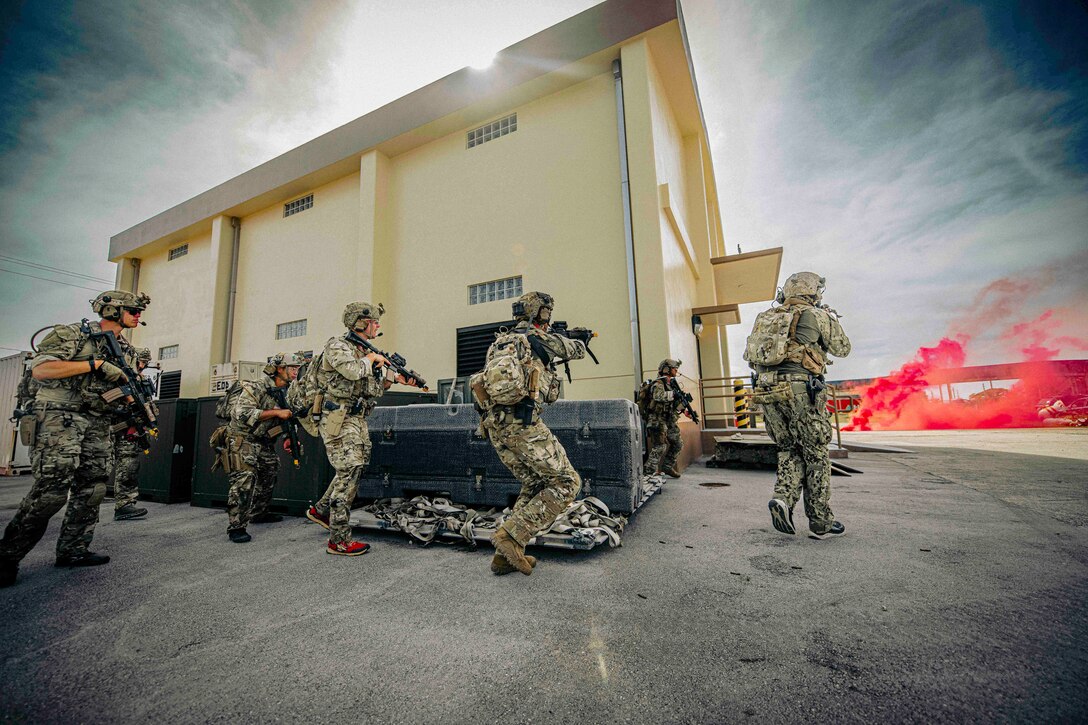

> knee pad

[{"left": 89, "top": 481, "right": 108, "bottom": 508}]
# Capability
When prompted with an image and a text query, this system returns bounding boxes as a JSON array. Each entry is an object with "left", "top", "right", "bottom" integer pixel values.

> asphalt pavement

[{"left": 1, "top": 430, "right": 1086, "bottom": 723}]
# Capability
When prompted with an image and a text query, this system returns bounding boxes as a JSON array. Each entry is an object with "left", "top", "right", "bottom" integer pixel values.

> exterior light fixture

[{"left": 691, "top": 314, "right": 704, "bottom": 337}]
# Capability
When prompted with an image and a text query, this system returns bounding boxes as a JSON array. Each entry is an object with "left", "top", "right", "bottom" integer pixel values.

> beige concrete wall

[
  {"left": 381, "top": 71, "right": 635, "bottom": 400},
  {"left": 127, "top": 229, "right": 215, "bottom": 397},
  {"left": 230, "top": 173, "right": 362, "bottom": 364}
]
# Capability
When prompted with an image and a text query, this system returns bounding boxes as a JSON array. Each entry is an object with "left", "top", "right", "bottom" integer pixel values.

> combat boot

[
  {"left": 490, "top": 553, "right": 538, "bottom": 576},
  {"left": 250, "top": 513, "right": 284, "bottom": 524},
  {"left": 768, "top": 499, "right": 796, "bottom": 535},
  {"left": 114, "top": 503, "right": 148, "bottom": 521},
  {"left": 0, "top": 561, "right": 17, "bottom": 588},
  {"left": 663, "top": 465, "right": 681, "bottom": 478},
  {"left": 491, "top": 528, "right": 532, "bottom": 576},
  {"left": 55, "top": 552, "right": 110, "bottom": 567},
  {"left": 306, "top": 506, "right": 331, "bottom": 530},
  {"left": 228, "top": 529, "right": 252, "bottom": 543}
]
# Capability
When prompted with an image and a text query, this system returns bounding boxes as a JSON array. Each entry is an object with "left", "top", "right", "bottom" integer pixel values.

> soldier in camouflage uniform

[
  {"left": 744, "top": 272, "right": 851, "bottom": 539},
  {"left": 224, "top": 352, "right": 303, "bottom": 543},
  {"left": 306, "top": 302, "right": 416, "bottom": 556},
  {"left": 474, "top": 292, "right": 592, "bottom": 576},
  {"left": 0, "top": 290, "right": 149, "bottom": 588},
  {"left": 644, "top": 358, "right": 691, "bottom": 478},
  {"left": 113, "top": 347, "right": 153, "bottom": 521}
]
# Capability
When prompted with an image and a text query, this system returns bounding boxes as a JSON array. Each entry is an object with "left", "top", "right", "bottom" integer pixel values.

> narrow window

[
  {"left": 168, "top": 244, "right": 188, "bottom": 261},
  {"left": 469, "top": 275, "right": 522, "bottom": 305},
  {"left": 284, "top": 194, "right": 314, "bottom": 218},
  {"left": 159, "top": 344, "right": 179, "bottom": 360},
  {"left": 276, "top": 319, "right": 308, "bottom": 340},
  {"left": 467, "top": 113, "right": 517, "bottom": 149}
]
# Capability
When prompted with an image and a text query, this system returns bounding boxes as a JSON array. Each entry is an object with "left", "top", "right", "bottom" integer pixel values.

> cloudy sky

[{"left": 0, "top": 0, "right": 1085, "bottom": 382}]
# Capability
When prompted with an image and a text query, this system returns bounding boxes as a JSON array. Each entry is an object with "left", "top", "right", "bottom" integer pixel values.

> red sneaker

[
  {"left": 306, "top": 506, "right": 331, "bottom": 530},
  {"left": 326, "top": 540, "right": 370, "bottom": 556}
]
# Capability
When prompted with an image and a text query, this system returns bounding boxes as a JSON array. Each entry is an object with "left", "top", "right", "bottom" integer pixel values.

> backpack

[
  {"left": 215, "top": 380, "right": 244, "bottom": 420},
  {"left": 286, "top": 352, "right": 326, "bottom": 436},
  {"left": 743, "top": 306, "right": 802, "bottom": 368},
  {"left": 636, "top": 379, "right": 655, "bottom": 420},
  {"left": 480, "top": 332, "right": 533, "bottom": 405}
]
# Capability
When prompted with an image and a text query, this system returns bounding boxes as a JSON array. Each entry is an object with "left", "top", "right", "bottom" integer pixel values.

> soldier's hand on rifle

[
  {"left": 365, "top": 351, "right": 389, "bottom": 368},
  {"left": 282, "top": 438, "right": 294, "bottom": 453},
  {"left": 394, "top": 373, "right": 416, "bottom": 387},
  {"left": 96, "top": 360, "right": 128, "bottom": 383},
  {"left": 274, "top": 408, "right": 293, "bottom": 420},
  {"left": 567, "top": 327, "right": 595, "bottom": 344}
]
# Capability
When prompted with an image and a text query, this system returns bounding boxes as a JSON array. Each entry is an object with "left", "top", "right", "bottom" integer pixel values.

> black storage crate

[
  {"left": 190, "top": 391, "right": 437, "bottom": 516},
  {"left": 124, "top": 398, "right": 197, "bottom": 503},
  {"left": 357, "top": 399, "right": 644, "bottom": 514}
]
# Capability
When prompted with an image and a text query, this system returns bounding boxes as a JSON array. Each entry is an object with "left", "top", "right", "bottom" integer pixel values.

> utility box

[
  {"left": 136, "top": 398, "right": 198, "bottom": 503},
  {"left": 0, "top": 352, "right": 31, "bottom": 476},
  {"left": 209, "top": 361, "right": 262, "bottom": 396}
]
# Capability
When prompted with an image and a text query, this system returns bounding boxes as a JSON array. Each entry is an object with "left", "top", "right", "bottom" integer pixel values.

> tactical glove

[{"left": 97, "top": 361, "right": 127, "bottom": 383}]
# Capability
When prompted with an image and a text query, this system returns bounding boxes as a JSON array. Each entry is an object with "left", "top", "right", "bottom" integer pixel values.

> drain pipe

[
  {"left": 613, "top": 58, "right": 643, "bottom": 390},
  {"left": 125, "top": 258, "right": 141, "bottom": 342},
  {"left": 224, "top": 216, "right": 241, "bottom": 362}
]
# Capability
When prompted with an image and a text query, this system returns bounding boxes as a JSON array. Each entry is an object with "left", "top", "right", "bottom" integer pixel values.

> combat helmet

[
  {"left": 343, "top": 301, "right": 384, "bottom": 329},
  {"left": 779, "top": 272, "right": 825, "bottom": 303},
  {"left": 264, "top": 351, "right": 306, "bottom": 376},
  {"left": 91, "top": 290, "right": 151, "bottom": 321},
  {"left": 658, "top": 358, "right": 681, "bottom": 374},
  {"left": 136, "top": 348, "right": 152, "bottom": 365},
  {"left": 512, "top": 291, "right": 554, "bottom": 323}
]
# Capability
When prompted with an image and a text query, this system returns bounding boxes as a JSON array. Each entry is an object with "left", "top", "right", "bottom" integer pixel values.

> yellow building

[{"left": 109, "top": 0, "right": 781, "bottom": 460}]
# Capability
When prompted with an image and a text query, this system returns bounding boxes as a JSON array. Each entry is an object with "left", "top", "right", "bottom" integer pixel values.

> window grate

[
  {"left": 456, "top": 320, "right": 517, "bottom": 377},
  {"left": 159, "top": 344, "right": 179, "bottom": 360},
  {"left": 168, "top": 244, "right": 188, "bottom": 261},
  {"left": 467, "top": 113, "right": 517, "bottom": 149},
  {"left": 469, "top": 275, "right": 522, "bottom": 305},
  {"left": 158, "top": 370, "right": 181, "bottom": 399},
  {"left": 276, "top": 319, "right": 307, "bottom": 340},
  {"left": 284, "top": 194, "right": 313, "bottom": 217}
]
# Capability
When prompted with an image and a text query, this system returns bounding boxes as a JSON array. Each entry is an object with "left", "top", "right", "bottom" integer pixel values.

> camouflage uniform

[
  {"left": 112, "top": 434, "right": 142, "bottom": 509},
  {"left": 0, "top": 320, "right": 136, "bottom": 564},
  {"left": 644, "top": 377, "right": 685, "bottom": 475},
  {"left": 225, "top": 373, "right": 286, "bottom": 532},
  {"left": 481, "top": 322, "right": 586, "bottom": 546},
  {"left": 746, "top": 272, "right": 851, "bottom": 535},
  {"left": 312, "top": 335, "right": 384, "bottom": 545}
]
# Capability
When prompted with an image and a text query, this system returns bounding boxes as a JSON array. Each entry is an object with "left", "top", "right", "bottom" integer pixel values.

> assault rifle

[
  {"left": 270, "top": 386, "right": 303, "bottom": 467},
  {"left": 346, "top": 330, "right": 429, "bottom": 391},
  {"left": 548, "top": 321, "right": 600, "bottom": 383},
  {"left": 669, "top": 377, "right": 700, "bottom": 424},
  {"left": 82, "top": 320, "right": 158, "bottom": 452}
]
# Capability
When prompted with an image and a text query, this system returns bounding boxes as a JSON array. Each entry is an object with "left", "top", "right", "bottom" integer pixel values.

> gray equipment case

[{"left": 357, "top": 399, "right": 645, "bottom": 514}]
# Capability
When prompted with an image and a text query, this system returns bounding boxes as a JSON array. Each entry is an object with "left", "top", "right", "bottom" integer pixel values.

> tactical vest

[
  {"left": 32, "top": 321, "right": 136, "bottom": 415},
  {"left": 744, "top": 301, "right": 849, "bottom": 376}
]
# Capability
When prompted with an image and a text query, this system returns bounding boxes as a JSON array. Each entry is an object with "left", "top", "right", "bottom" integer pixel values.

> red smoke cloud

[{"left": 844, "top": 309, "right": 1086, "bottom": 431}]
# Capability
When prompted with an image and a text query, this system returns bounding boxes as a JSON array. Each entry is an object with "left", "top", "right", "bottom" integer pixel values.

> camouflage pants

[
  {"left": 0, "top": 409, "right": 113, "bottom": 563},
  {"left": 316, "top": 413, "right": 371, "bottom": 545},
  {"left": 226, "top": 439, "right": 279, "bottom": 532},
  {"left": 645, "top": 419, "right": 683, "bottom": 474},
  {"left": 112, "top": 434, "right": 141, "bottom": 510},
  {"left": 485, "top": 411, "right": 581, "bottom": 546},
  {"left": 759, "top": 383, "right": 835, "bottom": 532}
]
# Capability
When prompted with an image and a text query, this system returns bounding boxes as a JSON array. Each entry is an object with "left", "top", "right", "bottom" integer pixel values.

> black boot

[
  {"left": 114, "top": 503, "right": 149, "bottom": 520},
  {"left": 228, "top": 529, "right": 252, "bottom": 543},
  {"left": 55, "top": 552, "right": 111, "bottom": 567}
]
